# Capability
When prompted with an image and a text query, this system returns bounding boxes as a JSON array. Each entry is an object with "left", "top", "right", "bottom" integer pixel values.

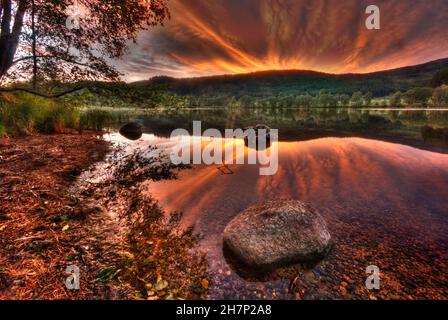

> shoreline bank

[
  {"left": 0, "top": 132, "right": 111, "bottom": 299},
  {"left": 0, "top": 132, "right": 208, "bottom": 300}
]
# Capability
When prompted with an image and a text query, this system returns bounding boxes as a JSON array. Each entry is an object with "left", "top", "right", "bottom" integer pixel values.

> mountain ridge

[
  {"left": 135, "top": 58, "right": 448, "bottom": 82},
  {"left": 134, "top": 58, "right": 448, "bottom": 97}
]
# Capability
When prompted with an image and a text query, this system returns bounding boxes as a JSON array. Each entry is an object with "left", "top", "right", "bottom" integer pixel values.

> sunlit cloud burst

[{"left": 116, "top": 0, "right": 448, "bottom": 81}]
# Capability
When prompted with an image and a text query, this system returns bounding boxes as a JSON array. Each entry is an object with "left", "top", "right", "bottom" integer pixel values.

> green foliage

[
  {"left": 0, "top": 93, "right": 80, "bottom": 135},
  {"left": 338, "top": 94, "right": 350, "bottom": 107},
  {"left": 390, "top": 91, "right": 403, "bottom": 107},
  {"left": 364, "top": 92, "right": 373, "bottom": 106},
  {"left": 179, "top": 90, "right": 378, "bottom": 108},
  {"left": 296, "top": 94, "right": 314, "bottom": 107},
  {"left": 141, "top": 59, "right": 448, "bottom": 102},
  {"left": 0, "top": 124, "right": 7, "bottom": 138},
  {"left": 79, "top": 108, "right": 115, "bottom": 132},
  {"left": 317, "top": 90, "right": 338, "bottom": 107},
  {"left": 61, "top": 82, "right": 191, "bottom": 109},
  {"left": 431, "top": 85, "right": 448, "bottom": 107},
  {"left": 0, "top": 92, "right": 126, "bottom": 136},
  {"left": 78, "top": 107, "right": 140, "bottom": 132},
  {"left": 403, "top": 87, "right": 433, "bottom": 106},
  {"left": 95, "top": 266, "right": 121, "bottom": 283},
  {"left": 350, "top": 91, "right": 364, "bottom": 107},
  {"left": 36, "top": 104, "right": 79, "bottom": 133},
  {"left": 124, "top": 59, "right": 448, "bottom": 109}
]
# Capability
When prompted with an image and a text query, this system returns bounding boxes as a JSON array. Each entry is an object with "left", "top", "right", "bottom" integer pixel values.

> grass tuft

[{"left": 0, "top": 93, "right": 126, "bottom": 136}]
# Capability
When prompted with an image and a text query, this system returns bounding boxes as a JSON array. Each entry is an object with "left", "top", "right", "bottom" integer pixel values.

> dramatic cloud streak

[{"left": 116, "top": 0, "right": 448, "bottom": 81}]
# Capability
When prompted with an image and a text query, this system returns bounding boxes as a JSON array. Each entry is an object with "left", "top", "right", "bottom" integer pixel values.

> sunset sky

[{"left": 116, "top": 0, "right": 448, "bottom": 81}]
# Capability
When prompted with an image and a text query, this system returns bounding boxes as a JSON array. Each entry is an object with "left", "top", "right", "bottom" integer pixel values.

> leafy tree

[
  {"left": 316, "top": 90, "right": 337, "bottom": 107},
  {"left": 338, "top": 94, "right": 350, "bottom": 107},
  {"left": 0, "top": 0, "right": 169, "bottom": 96},
  {"left": 390, "top": 91, "right": 402, "bottom": 107},
  {"left": 431, "top": 85, "right": 448, "bottom": 107},
  {"left": 403, "top": 87, "right": 433, "bottom": 106},
  {"left": 239, "top": 95, "right": 252, "bottom": 107},
  {"left": 350, "top": 91, "right": 364, "bottom": 107},
  {"left": 363, "top": 92, "right": 373, "bottom": 106},
  {"left": 295, "top": 94, "right": 313, "bottom": 107}
]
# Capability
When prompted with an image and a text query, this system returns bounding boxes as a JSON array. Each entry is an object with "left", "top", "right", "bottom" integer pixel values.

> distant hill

[{"left": 134, "top": 58, "right": 448, "bottom": 97}]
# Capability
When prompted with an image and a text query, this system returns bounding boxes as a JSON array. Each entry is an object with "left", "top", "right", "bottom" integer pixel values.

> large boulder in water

[
  {"left": 119, "top": 122, "right": 143, "bottom": 140},
  {"left": 223, "top": 200, "right": 332, "bottom": 271}
]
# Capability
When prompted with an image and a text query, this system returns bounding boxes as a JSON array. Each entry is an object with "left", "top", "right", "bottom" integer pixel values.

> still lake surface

[{"left": 106, "top": 108, "right": 448, "bottom": 299}]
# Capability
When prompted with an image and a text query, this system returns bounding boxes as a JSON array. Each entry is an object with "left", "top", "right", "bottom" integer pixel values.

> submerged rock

[
  {"left": 119, "top": 122, "right": 143, "bottom": 140},
  {"left": 243, "top": 124, "right": 273, "bottom": 150},
  {"left": 223, "top": 200, "right": 332, "bottom": 271}
]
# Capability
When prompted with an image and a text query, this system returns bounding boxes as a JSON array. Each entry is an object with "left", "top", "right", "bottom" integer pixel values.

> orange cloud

[{"left": 118, "top": 0, "right": 448, "bottom": 80}]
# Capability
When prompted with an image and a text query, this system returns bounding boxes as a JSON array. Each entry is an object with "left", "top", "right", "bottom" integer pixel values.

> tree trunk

[
  {"left": 0, "top": 0, "right": 13, "bottom": 79},
  {"left": 0, "top": 0, "right": 28, "bottom": 80},
  {"left": 31, "top": 0, "right": 37, "bottom": 89}
]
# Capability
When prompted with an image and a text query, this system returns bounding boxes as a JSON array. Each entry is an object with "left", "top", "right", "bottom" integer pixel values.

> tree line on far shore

[{"left": 183, "top": 85, "right": 448, "bottom": 108}]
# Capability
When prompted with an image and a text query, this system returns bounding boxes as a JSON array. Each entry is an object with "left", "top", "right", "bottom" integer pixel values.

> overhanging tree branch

[
  {"left": 0, "top": 85, "right": 86, "bottom": 98},
  {"left": 12, "top": 55, "right": 93, "bottom": 68},
  {"left": 0, "top": 0, "right": 170, "bottom": 85}
]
